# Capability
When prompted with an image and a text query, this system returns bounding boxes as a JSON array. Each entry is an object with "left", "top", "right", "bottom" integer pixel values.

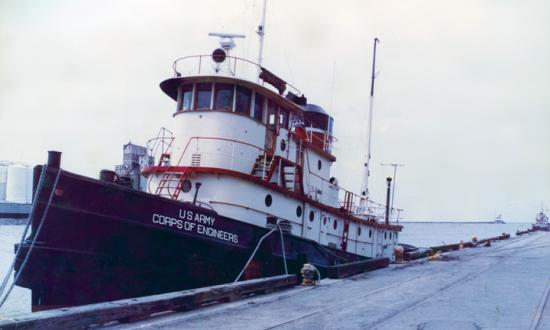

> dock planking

[
  {"left": 104, "top": 232, "right": 550, "bottom": 330},
  {"left": 0, "top": 275, "right": 298, "bottom": 330}
]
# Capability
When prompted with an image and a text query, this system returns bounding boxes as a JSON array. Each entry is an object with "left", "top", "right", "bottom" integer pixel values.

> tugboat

[
  {"left": 533, "top": 206, "right": 549, "bottom": 231},
  {"left": 11, "top": 22, "right": 402, "bottom": 311}
]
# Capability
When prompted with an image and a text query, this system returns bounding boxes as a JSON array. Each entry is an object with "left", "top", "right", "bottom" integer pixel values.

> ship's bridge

[
  {"left": 158, "top": 53, "right": 337, "bottom": 163},
  {"left": 148, "top": 50, "right": 341, "bottom": 209}
]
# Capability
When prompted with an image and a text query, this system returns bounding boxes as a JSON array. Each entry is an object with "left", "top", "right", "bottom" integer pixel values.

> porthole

[
  {"left": 384, "top": 232, "right": 387, "bottom": 240},
  {"left": 323, "top": 217, "right": 328, "bottom": 225},
  {"left": 296, "top": 206, "right": 303, "bottom": 217},
  {"left": 333, "top": 219, "right": 338, "bottom": 230},
  {"left": 265, "top": 194, "right": 272, "bottom": 207},
  {"left": 309, "top": 210, "right": 315, "bottom": 222},
  {"left": 317, "top": 160, "right": 322, "bottom": 170},
  {"left": 280, "top": 139, "right": 287, "bottom": 151},
  {"left": 369, "top": 229, "right": 372, "bottom": 238},
  {"left": 357, "top": 226, "right": 362, "bottom": 236},
  {"left": 181, "top": 179, "right": 192, "bottom": 193}
]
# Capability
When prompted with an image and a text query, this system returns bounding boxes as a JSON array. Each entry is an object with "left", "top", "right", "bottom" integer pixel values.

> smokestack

[
  {"left": 47, "top": 151, "right": 62, "bottom": 169},
  {"left": 385, "top": 177, "right": 392, "bottom": 225}
]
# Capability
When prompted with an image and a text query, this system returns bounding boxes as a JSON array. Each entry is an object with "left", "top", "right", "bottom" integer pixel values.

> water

[
  {"left": 0, "top": 225, "right": 31, "bottom": 317},
  {"left": 399, "top": 222, "right": 532, "bottom": 247},
  {"left": 0, "top": 222, "right": 533, "bottom": 317}
]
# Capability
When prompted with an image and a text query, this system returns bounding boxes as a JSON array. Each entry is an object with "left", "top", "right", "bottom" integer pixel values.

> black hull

[{"left": 15, "top": 166, "right": 385, "bottom": 311}]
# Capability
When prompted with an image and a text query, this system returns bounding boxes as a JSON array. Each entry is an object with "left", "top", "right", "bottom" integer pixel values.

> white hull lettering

[{"left": 153, "top": 210, "right": 237, "bottom": 244}]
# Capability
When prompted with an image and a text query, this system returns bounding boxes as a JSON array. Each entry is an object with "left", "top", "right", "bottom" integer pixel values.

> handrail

[
  {"left": 148, "top": 135, "right": 401, "bottom": 223},
  {"left": 172, "top": 54, "right": 301, "bottom": 96}
]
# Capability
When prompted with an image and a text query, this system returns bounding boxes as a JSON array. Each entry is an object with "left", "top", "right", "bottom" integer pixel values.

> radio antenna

[
  {"left": 257, "top": 0, "right": 268, "bottom": 68},
  {"left": 361, "top": 38, "right": 380, "bottom": 198}
]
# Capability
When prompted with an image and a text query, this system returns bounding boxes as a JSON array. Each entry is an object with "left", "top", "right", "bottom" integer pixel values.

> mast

[
  {"left": 361, "top": 38, "right": 380, "bottom": 198},
  {"left": 256, "top": 0, "right": 268, "bottom": 69}
]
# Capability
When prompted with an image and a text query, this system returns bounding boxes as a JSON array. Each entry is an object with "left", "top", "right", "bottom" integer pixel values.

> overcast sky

[{"left": 1, "top": 0, "right": 549, "bottom": 222}]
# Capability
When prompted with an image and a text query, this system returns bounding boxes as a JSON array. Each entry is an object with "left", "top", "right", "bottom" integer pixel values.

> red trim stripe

[{"left": 142, "top": 166, "right": 402, "bottom": 232}]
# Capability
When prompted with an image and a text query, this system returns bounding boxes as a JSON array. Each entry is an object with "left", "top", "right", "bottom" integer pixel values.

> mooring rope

[
  {"left": 278, "top": 224, "right": 288, "bottom": 275},
  {"left": 0, "top": 167, "right": 61, "bottom": 309},
  {"left": 234, "top": 223, "right": 288, "bottom": 283}
]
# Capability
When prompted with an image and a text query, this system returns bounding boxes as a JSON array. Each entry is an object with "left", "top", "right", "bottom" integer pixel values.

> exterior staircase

[
  {"left": 251, "top": 154, "right": 274, "bottom": 180},
  {"left": 251, "top": 154, "right": 303, "bottom": 194}
]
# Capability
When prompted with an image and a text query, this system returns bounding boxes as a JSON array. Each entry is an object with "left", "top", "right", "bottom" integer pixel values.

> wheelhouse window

[
  {"left": 253, "top": 93, "right": 264, "bottom": 122},
  {"left": 267, "top": 99, "right": 278, "bottom": 129},
  {"left": 214, "top": 83, "right": 234, "bottom": 111},
  {"left": 279, "top": 107, "right": 289, "bottom": 130},
  {"left": 195, "top": 83, "right": 212, "bottom": 110},
  {"left": 180, "top": 84, "right": 193, "bottom": 111},
  {"left": 235, "top": 85, "right": 251, "bottom": 115}
]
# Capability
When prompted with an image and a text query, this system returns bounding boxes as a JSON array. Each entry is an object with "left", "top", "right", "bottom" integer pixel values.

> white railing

[
  {"left": 146, "top": 127, "right": 175, "bottom": 165},
  {"left": 172, "top": 55, "right": 301, "bottom": 96}
]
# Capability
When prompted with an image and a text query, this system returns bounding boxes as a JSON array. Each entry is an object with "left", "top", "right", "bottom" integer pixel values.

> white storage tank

[
  {"left": 26, "top": 166, "right": 34, "bottom": 204},
  {"left": 6, "top": 164, "right": 29, "bottom": 204},
  {"left": 0, "top": 162, "right": 8, "bottom": 201}
]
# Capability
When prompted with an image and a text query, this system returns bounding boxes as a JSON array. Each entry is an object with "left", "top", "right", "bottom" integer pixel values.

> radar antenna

[
  {"left": 208, "top": 32, "right": 245, "bottom": 56},
  {"left": 208, "top": 32, "right": 245, "bottom": 74}
]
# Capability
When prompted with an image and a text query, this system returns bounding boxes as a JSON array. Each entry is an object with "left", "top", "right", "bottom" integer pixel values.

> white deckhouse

[{"left": 143, "top": 35, "right": 402, "bottom": 260}]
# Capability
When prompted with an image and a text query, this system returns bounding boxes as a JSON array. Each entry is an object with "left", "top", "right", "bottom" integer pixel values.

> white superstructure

[{"left": 142, "top": 37, "right": 402, "bottom": 260}]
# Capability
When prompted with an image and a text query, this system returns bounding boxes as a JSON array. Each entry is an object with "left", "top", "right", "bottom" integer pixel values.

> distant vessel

[
  {"left": 533, "top": 207, "right": 549, "bottom": 231},
  {"left": 493, "top": 214, "right": 505, "bottom": 224}
]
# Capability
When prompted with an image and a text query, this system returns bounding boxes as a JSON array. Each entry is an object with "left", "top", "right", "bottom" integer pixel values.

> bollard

[
  {"left": 394, "top": 246, "right": 404, "bottom": 263},
  {"left": 300, "top": 263, "right": 318, "bottom": 286}
]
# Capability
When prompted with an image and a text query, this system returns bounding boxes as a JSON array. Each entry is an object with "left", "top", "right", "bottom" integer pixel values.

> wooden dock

[
  {"left": 1, "top": 232, "right": 549, "bottom": 329},
  {"left": 104, "top": 231, "right": 550, "bottom": 329}
]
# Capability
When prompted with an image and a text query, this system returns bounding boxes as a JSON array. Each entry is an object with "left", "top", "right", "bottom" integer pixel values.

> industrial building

[{"left": 114, "top": 142, "right": 154, "bottom": 191}]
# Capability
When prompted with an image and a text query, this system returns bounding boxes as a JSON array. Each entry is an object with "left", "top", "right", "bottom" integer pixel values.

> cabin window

[
  {"left": 280, "top": 139, "right": 286, "bottom": 151},
  {"left": 384, "top": 232, "right": 387, "bottom": 240},
  {"left": 389, "top": 232, "right": 392, "bottom": 239},
  {"left": 195, "top": 83, "right": 212, "bottom": 110},
  {"left": 323, "top": 217, "right": 328, "bottom": 225},
  {"left": 181, "top": 179, "right": 192, "bottom": 193},
  {"left": 317, "top": 160, "right": 322, "bottom": 171},
  {"left": 296, "top": 206, "right": 302, "bottom": 217},
  {"left": 369, "top": 229, "right": 372, "bottom": 238},
  {"left": 309, "top": 210, "right": 315, "bottom": 222},
  {"left": 214, "top": 83, "right": 234, "bottom": 111},
  {"left": 178, "top": 84, "right": 193, "bottom": 111},
  {"left": 265, "top": 194, "right": 272, "bottom": 207},
  {"left": 267, "top": 100, "right": 278, "bottom": 129},
  {"left": 333, "top": 219, "right": 338, "bottom": 230},
  {"left": 357, "top": 226, "right": 362, "bottom": 236},
  {"left": 253, "top": 93, "right": 264, "bottom": 122},
  {"left": 279, "top": 108, "right": 289, "bottom": 130},
  {"left": 182, "top": 85, "right": 193, "bottom": 111},
  {"left": 235, "top": 85, "right": 251, "bottom": 115}
]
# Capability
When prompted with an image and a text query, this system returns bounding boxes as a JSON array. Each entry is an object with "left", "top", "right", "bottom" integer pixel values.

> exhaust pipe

[
  {"left": 47, "top": 151, "right": 62, "bottom": 169},
  {"left": 385, "top": 177, "right": 392, "bottom": 225}
]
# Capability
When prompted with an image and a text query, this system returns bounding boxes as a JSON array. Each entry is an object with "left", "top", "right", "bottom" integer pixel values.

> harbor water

[{"left": 0, "top": 222, "right": 533, "bottom": 317}]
